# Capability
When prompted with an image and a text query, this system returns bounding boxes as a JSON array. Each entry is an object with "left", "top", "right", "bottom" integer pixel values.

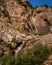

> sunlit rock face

[
  {"left": 0, "top": 0, "right": 52, "bottom": 35},
  {"left": 31, "top": 13, "right": 49, "bottom": 33},
  {"left": 0, "top": 0, "right": 52, "bottom": 34},
  {"left": 32, "top": 7, "right": 52, "bottom": 34},
  {"left": 4, "top": 0, "right": 33, "bottom": 32}
]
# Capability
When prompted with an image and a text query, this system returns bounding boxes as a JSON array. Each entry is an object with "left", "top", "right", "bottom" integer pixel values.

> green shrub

[
  {"left": 16, "top": 0, "right": 33, "bottom": 8},
  {"left": 0, "top": 38, "right": 6, "bottom": 44},
  {"left": 16, "top": 44, "right": 51, "bottom": 65},
  {"left": 34, "top": 32, "right": 44, "bottom": 36},
  {"left": 44, "top": 4, "right": 49, "bottom": 8},
  {"left": 0, "top": 44, "right": 51, "bottom": 65},
  {"left": 50, "top": 48, "right": 52, "bottom": 54},
  {"left": 16, "top": 0, "right": 22, "bottom": 4},
  {"left": 26, "top": 1, "right": 33, "bottom": 8},
  {"left": 0, "top": 55, "right": 15, "bottom": 65},
  {"left": 50, "top": 62, "right": 52, "bottom": 65},
  {"left": 11, "top": 38, "right": 17, "bottom": 43}
]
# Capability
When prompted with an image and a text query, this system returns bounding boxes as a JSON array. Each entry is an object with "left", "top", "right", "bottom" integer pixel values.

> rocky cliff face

[
  {"left": 0, "top": 0, "right": 52, "bottom": 34},
  {"left": 0, "top": 0, "right": 52, "bottom": 64}
]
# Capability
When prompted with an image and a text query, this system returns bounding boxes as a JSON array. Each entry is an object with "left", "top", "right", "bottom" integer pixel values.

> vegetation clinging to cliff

[
  {"left": 0, "top": 44, "right": 51, "bottom": 65},
  {"left": 16, "top": 0, "right": 33, "bottom": 8}
]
